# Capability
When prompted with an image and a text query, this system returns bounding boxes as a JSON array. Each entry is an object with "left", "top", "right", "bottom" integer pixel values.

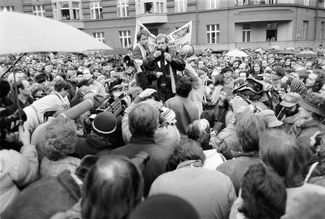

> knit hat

[
  {"left": 160, "top": 107, "right": 176, "bottom": 124},
  {"left": 280, "top": 92, "right": 301, "bottom": 107},
  {"left": 290, "top": 78, "right": 307, "bottom": 97},
  {"left": 92, "top": 111, "right": 117, "bottom": 135},
  {"left": 257, "top": 109, "right": 283, "bottom": 128},
  {"left": 274, "top": 66, "right": 285, "bottom": 78},
  {"left": 299, "top": 92, "right": 325, "bottom": 117},
  {"left": 129, "top": 194, "right": 200, "bottom": 219}
]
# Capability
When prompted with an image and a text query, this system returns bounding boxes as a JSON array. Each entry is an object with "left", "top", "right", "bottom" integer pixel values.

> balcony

[
  {"left": 232, "top": 0, "right": 322, "bottom": 7},
  {"left": 235, "top": 0, "right": 295, "bottom": 6},
  {"left": 61, "top": 19, "right": 85, "bottom": 29},
  {"left": 135, "top": 0, "right": 168, "bottom": 24}
]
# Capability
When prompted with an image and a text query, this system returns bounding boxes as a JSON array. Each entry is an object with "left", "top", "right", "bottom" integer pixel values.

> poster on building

[
  {"left": 133, "top": 21, "right": 192, "bottom": 51},
  {"left": 168, "top": 21, "right": 192, "bottom": 50},
  {"left": 133, "top": 21, "right": 157, "bottom": 52}
]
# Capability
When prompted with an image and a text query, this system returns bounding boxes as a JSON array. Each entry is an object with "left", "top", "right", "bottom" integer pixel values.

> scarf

[{"left": 136, "top": 43, "right": 147, "bottom": 60}]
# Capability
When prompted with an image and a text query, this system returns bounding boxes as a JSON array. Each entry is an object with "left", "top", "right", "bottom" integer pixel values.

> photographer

[
  {"left": 121, "top": 88, "right": 180, "bottom": 152},
  {"left": 0, "top": 79, "right": 28, "bottom": 151},
  {"left": 75, "top": 111, "right": 118, "bottom": 158},
  {"left": 304, "top": 130, "right": 325, "bottom": 187},
  {"left": 20, "top": 80, "right": 71, "bottom": 145},
  {"left": 0, "top": 114, "right": 38, "bottom": 214},
  {"left": 0, "top": 128, "right": 38, "bottom": 214},
  {"left": 7, "top": 80, "right": 34, "bottom": 114}
]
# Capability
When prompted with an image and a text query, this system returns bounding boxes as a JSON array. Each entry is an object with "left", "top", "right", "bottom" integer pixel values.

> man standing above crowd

[{"left": 143, "top": 34, "right": 186, "bottom": 102}]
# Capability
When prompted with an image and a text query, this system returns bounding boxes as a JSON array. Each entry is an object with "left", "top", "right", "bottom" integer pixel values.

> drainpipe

[
  {"left": 227, "top": 6, "right": 230, "bottom": 50},
  {"left": 195, "top": 0, "right": 199, "bottom": 48},
  {"left": 314, "top": 0, "right": 319, "bottom": 44}
]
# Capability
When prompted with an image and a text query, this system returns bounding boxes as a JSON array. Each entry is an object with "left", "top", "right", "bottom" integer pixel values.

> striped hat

[{"left": 160, "top": 107, "right": 176, "bottom": 125}]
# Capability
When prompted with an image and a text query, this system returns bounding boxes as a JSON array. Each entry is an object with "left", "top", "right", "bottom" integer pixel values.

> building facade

[{"left": 1, "top": 0, "right": 325, "bottom": 50}]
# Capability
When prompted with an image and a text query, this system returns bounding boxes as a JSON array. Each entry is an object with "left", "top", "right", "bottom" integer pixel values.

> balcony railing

[
  {"left": 135, "top": 0, "right": 167, "bottom": 24},
  {"left": 235, "top": 0, "right": 296, "bottom": 7}
]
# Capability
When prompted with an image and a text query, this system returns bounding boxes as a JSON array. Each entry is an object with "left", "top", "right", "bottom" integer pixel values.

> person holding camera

[
  {"left": 0, "top": 124, "right": 38, "bottom": 214},
  {"left": 20, "top": 80, "right": 71, "bottom": 145},
  {"left": 143, "top": 34, "right": 186, "bottom": 102}
]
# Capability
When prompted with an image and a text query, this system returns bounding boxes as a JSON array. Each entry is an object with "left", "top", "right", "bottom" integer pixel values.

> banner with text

[
  {"left": 168, "top": 21, "right": 192, "bottom": 50},
  {"left": 133, "top": 21, "right": 192, "bottom": 51}
]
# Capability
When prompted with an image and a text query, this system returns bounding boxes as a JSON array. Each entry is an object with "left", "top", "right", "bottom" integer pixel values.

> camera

[
  {"left": 96, "top": 93, "right": 128, "bottom": 117},
  {"left": 82, "top": 91, "right": 130, "bottom": 136}
]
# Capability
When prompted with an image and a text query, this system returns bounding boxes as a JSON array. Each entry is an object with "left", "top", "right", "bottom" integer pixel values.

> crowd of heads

[{"left": 0, "top": 44, "right": 325, "bottom": 219}]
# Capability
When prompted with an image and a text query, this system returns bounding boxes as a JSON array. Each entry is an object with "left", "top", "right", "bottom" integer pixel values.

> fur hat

[{"left": 299, "top": 92, "right": 325, "bottom": 117}]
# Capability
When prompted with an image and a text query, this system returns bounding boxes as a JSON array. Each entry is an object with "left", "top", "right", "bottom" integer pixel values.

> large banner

[
  {"left": 133, "top": 21, "right": 192, "bottom": 51},
  {"left": 168, "top": 21, "right": 192, "bottom": 50}
]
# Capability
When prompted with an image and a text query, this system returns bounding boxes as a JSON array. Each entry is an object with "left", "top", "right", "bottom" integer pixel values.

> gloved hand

[{"left": 138, "top": 88, "right": 157, "bottom": 99}]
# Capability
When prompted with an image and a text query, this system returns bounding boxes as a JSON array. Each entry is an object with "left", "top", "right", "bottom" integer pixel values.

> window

[
  {"left": 321, "top": 22, "right": 325, "bottom": 40},
  {"left": 206, "top": 24, "right": 220, "bottom": 44},
  {"left": 175, "top": 0, "right": 187, "bottom": 12},
  {"left": 303, "top": 0, "right": 309, "bottom": 6},
  {"left": 303, "top": 20, "right": 309, "bottom": 40},
  {"left": 71, "top": 2, "right": 80, "bottom": 20},
  {"left": 119, "top": 30, "right": 131, "bottom": 48},
  {"left": 117, "top": 0, "right": 129, "bottom": 17},
  {"left": 33, "top": 5, "right": 45, "bottom": 17},
  {"left": 0, "top": 6, "right": 14, "bottom": 12},
  {"left": 156, "top": 0, "right": 164, "bottom": 13},
  {"left": 265, "top": 0, "right": 278, "bottom": 4},
  {"left": 90, "top": 2, "right": 103, "bottom": 19},
  {"left": 60, "top": 2, "right": 70, "bottom": 20},
  {"left": 93, "top": 32, "right": 105, "bottom": 43},
  {"left": 52, "top": 1, "right": 82, "bottom": 21},
  {"left": 206, "top": 0, "right": 219, "bottom": 9},
  {"left": 242, "top": 24, "right": 251, "bottom": 42},
  {"left": 144, "top": 2, "right": 153, "bottom": 13},
  {"left": 266, "top": 22, "right": 277, "bottom": 41}
]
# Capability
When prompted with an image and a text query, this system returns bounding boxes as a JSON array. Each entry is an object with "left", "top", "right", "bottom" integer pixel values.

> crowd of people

[{"left": 0, "top": 30, "right": 325, "bottom": 219}]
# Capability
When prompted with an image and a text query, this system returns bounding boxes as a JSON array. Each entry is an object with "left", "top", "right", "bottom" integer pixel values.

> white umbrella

[
  {"left": 0, "top": 11, "right": 112, "bottom": 56},
  {"left": 225, "top": 50, "right": 248, "bottom": 57}
]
